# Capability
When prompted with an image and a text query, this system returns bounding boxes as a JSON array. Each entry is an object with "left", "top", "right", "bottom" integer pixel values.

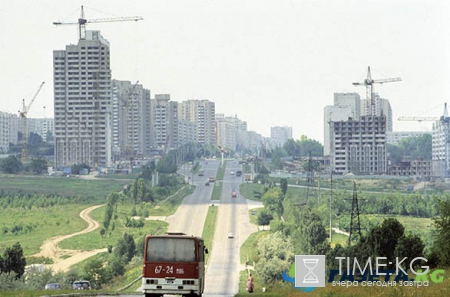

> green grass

[
  {"left": 240, "top": 231, "right": 268, "bottom": 265},
  {"left": 101, "top": 258, "right": 143, "bottom": 292},
  {"left": 239, "top": 183, "right": 264, "bottom": 201},
  {"left": 150, "top": 185, "right": 195, "bottom": 216},
  {"left": 0, "top": 174, "right": 130, "bottom": 201},
  {"left": 249, "top": 208, "right": 263, "bottom": 225},
  {"left": 202, "top": 205, "right": 218, "bottom": 263},
  {"left": 330, "top": 232, "right": 348, "bottom": 248},
  {"left": 0, "top": 204, "right": 92, "bottom": 256},
  {"left": 211, "top": 181, "right": 223, "bottom": 200},
  {"left": 216, "top": 161, "right": 226, "bottom": 180}
]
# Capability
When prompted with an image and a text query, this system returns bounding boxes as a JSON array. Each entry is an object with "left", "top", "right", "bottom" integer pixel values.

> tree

[
  {"left": 71, "top": 163, "right": 90, "bottom": 175},
  {"left": 256, "top": 231, "right": 294, "bottom": 283},
  {"left": 114, "top": 233, "right": 136, "bottom": 263},
  {"left": 292, "top": 209, "right": 329, "bottom": 255},
  {"left": 386, "top": 134, "right": 432, "bottom": 165},
  {"left": 0, "top": 242, "right": 26, "bottom": 279},
  {"left": 394, "top": 235, "right": 425, "bottom": 271},
  {"left": 297, "top": 135, "right": 323, "bottom": 157},
  {"left": 0, "top": 155, "right": 22, "bottom": 174},
  {"left": 279, "top": 178, "right": 288, "bottom": 196},
  {"left": 431, "top": 200, "right": 450, "bottom": 267},
  {"left": 364, "top": 218, "right": 404, "bottom": 267},
  {"left": 283, "top": 139, "right": 300, "bottom": 157},
  {"left": 257, "top": 209, "right": 274, "bottom": 225},
  {"left": 29, "top": 158, "right": 47, "bottom": 174},
  {"left": 262, "top": 187, "right": 284, "bottom": 219}
]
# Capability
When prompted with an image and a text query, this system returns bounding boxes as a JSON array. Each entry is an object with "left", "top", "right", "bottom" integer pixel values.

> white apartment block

[
  {"left": 0, "top": 112, "right": 19, "bottom": 153},
  {"left": 216, "top": 114, "right": 239, "bottom": 151},
  {"left": 27, "top": 118, "right": 54, "bottom": 142},
  {"left": 179, "top": 100, "right": 216, "bottom": 145},
  {"left": 150, "top": 94, "right": 178, "bottom": 150},
  {"left": 361, "top": 94, "right": 393, "bottom": 132},
  {"left": 112, "top": 80, "right": 150, "bottom": 159},
  {"left": 53, "top": 31, "right": 112, "bottom": 168},
  {"left": 432, "top": 117, "right": 450, "bottom": 177},
  {"left": 270, "top": 126, "right": 293, "bottom": 147},
  {"left": 178, "top": 119, "right": 196, "bottom": 147}
]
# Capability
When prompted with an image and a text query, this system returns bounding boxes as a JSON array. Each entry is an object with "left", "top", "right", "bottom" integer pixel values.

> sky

[{"left": 1, "top": 0, "right": 450, "bottom": 144}]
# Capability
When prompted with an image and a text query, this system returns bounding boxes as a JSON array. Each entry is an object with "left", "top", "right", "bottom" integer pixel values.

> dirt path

[{"left": 33, "top": 204, "right": 107, "bottom": 272}]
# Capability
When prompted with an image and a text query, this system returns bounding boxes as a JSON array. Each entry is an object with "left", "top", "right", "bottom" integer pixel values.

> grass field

[
  {"left": 211, "top": 181, "right": 223, "bottom": 200},
  {"left": 151, "top": 185, "right": 195, "bottom": 216},
  {"left": 202, "top": 205, "right": 218, "bottom": 263},
  {"left": 0, "top": 204, "right": 91, "bottom": 255},
  {"left": 0, "top": 174, "right": 130, "bottom": 202}
]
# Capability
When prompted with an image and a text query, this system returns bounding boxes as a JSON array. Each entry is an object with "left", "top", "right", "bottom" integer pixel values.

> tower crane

[
  {"left": 19, "top": 82, "right": 45, "bottom": 163},
  {"left": 398, "top": 103, "right": 449, "bottom": 122},
  {"left": 53, "top": 6, "right": 143, "bottom": 40},
  {"left": 353, "top": 66, "right": 401, "bottom": 116}
]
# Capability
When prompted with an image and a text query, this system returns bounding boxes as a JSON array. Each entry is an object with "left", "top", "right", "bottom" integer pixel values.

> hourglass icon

[{"left": 302, "top": 258, "right": 319, "bottom": 283}]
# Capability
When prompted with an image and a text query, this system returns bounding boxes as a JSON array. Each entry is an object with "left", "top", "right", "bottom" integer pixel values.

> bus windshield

[{"left": 146, "top": 237, "right": 196, "bottom": 262}]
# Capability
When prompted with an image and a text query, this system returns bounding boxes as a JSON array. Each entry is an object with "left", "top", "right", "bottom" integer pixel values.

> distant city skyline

[{"left": 1, "top": 1, "right": 449, "bottom": 143}]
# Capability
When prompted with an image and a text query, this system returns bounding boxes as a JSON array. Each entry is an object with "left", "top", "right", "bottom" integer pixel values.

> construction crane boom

[
  {"left": 20, "top": 82, "right": 45, "bottom": 119},
  {"left": 53, "top": 6, "right": 143, "bottom": 40},
  {"left": 19, "top": 82, "right": 45, "bottom": 163},
  {"left": 353, "top": 66, "right": 401, "bottom": 116},
  {"left": 398, "top": 103, "right": 448, "bottom": 122},
  {"left": 398, "top": 116, "right": 440, "bottom": 122}
]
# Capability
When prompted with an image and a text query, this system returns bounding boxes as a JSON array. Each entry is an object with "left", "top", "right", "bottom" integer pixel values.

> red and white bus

[{"left": 142, "top": 232, "right": 208, "bottom": 297}]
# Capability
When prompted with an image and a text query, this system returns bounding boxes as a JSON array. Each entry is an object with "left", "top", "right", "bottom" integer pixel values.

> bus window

[{"left": 146, "top": 238, "right": 195, "bottom": 262}]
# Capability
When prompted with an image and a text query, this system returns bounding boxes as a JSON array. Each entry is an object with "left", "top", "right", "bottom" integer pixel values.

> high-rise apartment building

[
  {"left": 216, "top": 114, "right": 237, "bottom": 151},
  {"left": 270, "top": 126, "right": 293, "bottom": 147},
  {"left": 324, "top": 93, "right": 361, "bottom": 155},
  {"left": 53, "top": 31, "right": 112, "bottom": 168},
  {"left": 179, "top": 100, "right": 216, "bottom": 145},
  {"left": 150, "top": 94, "right": 178, "bottom": 150},
  {"left": 361, "top": 94, "right": 393, "bottom": 132},
  {"left": 432, "top": 117, "right": 450, "bottom": 177},
  {"left": 112, "top": 80, "right": 150, "bottom": 160},
  {"left": 27, "top": 118, "right": 54, "bottom": 142},
  {"left": 0, "top": 112, "right": 19, "bottom": 153},
  {"left": 330, "top": 115, "right": 387, "bottom": 174}
]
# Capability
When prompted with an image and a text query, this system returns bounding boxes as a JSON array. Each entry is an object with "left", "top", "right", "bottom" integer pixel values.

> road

[
  {"left": 165, "top": 161, "right": 219, "bottom": 236},
  {"left": 203, "top": 161, "right": 258, "bottom": 297},
  {"left": 153, "top": 160, "right": 259, "bottom": 296},
  {"left": 32, "top": 204, "right": 107, "bottom": 272}
]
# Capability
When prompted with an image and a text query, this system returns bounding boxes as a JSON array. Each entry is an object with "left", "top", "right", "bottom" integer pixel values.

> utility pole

[
  {"left": 346, "top": 182, "right": 362, "bottom": 246},
  {"left": 329, "top": 172, "right": 333, "bottom": 242}
]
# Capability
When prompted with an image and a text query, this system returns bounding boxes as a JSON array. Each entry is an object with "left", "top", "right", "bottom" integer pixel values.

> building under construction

[
  {"left": 53, "top": 30, "right": 112, "bottom": 168},
  {"left": 330, "top": 115, "right": 387, "bottom": 175},
  {"left": 432, "top": 105, "right": 450, "bottom": 177}
]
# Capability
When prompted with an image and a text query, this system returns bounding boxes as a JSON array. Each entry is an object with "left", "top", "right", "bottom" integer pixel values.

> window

[{"left": 146, "top": 238, "right": 195, "bottom": 262}]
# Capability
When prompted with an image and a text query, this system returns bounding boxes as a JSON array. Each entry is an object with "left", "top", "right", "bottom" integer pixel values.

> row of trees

[
  {"left": 0, "top": 233, "right": 139, "bottom": 291},
  {"left": 253, "top": 178, "right": 450, "bottom": 283}
]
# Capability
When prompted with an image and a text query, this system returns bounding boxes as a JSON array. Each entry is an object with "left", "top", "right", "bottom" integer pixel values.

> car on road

[
  {"left": 228, "top": 233, "right": 234, "bottom": 238},
  {"left": 205, "top": 181, "right": 210, "bottom": 186},
  {"left": 230, "top": 171, "right": 235, "bottom": 175},
  {"left": 231, "top": 190, "right": 237, "bottom": 198},
  {"left": 73, "top": 280, "right": 91, "bottom": 290},
  {"left": 45, "top": 283, "right": 61, "bottom": 290}
]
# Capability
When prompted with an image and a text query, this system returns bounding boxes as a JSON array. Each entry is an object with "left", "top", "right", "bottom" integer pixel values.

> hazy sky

[{"left": 1, "top": 0, "right": 449, "bottom": 143}]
